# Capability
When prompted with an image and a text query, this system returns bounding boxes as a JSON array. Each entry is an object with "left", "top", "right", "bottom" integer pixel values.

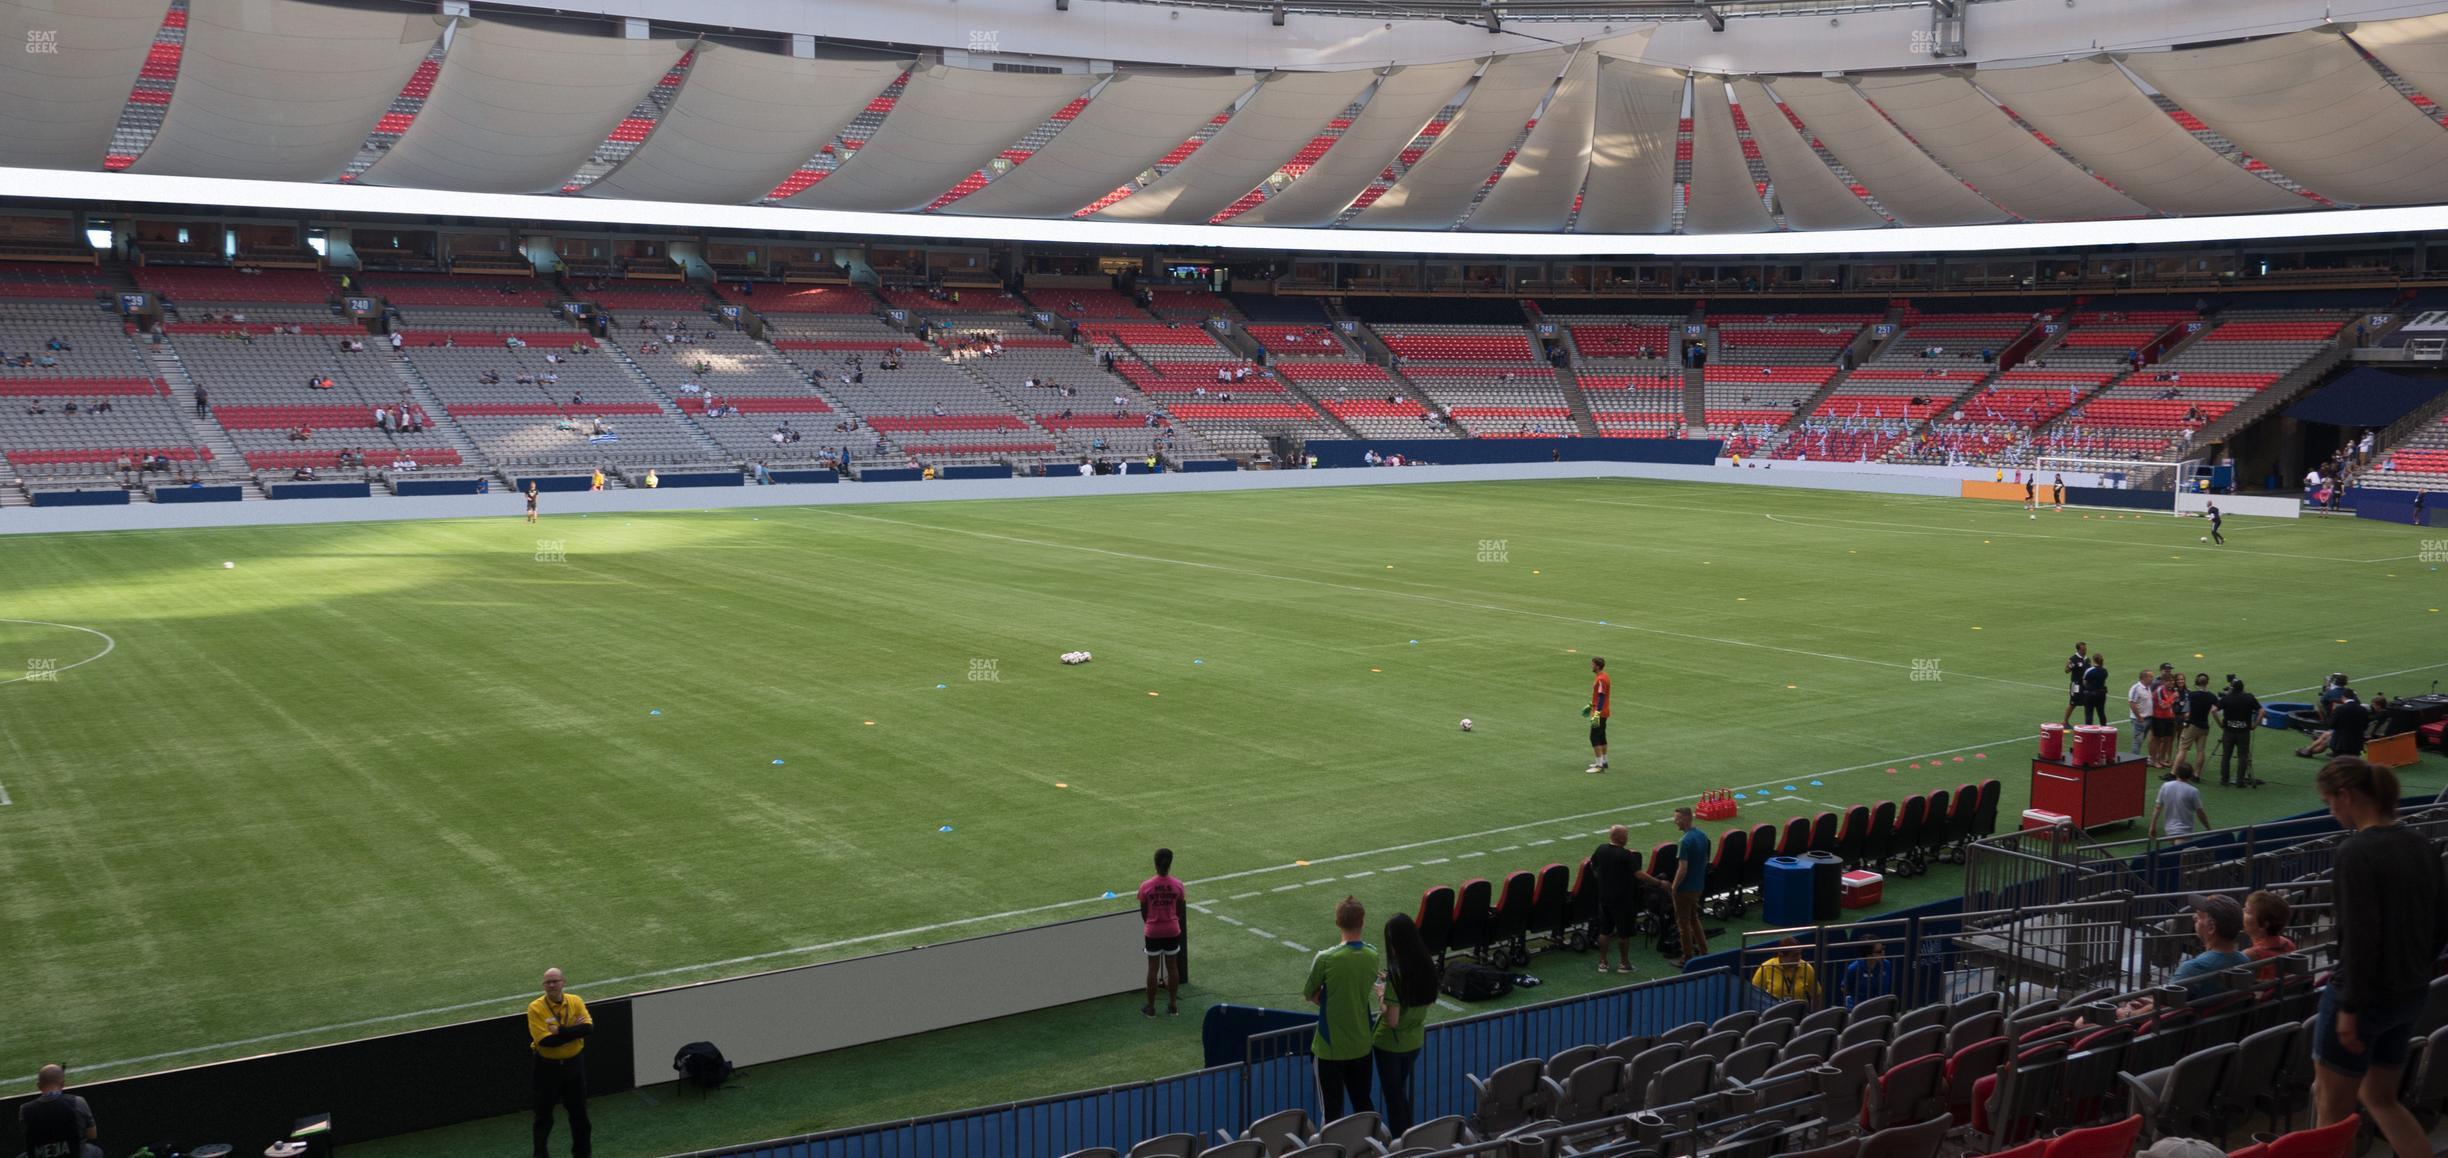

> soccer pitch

[{"left": 1, "top": 476, "right": 2442, "bottom": 1155}]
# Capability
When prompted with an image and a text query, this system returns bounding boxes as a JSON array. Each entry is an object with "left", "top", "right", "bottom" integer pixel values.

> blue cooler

[{"left": 1763, "top": 856, "right": 1816, "bottom": 928}]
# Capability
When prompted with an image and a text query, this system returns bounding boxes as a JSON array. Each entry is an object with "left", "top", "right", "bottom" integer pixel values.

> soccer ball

[
  {"left": 2029, "top": 514, "right": 2037, "bottom": 520},
  {"left": 1459, "top": 718, "right": 1474, "bottom": 732},
  {"left": 2200, "top": 536, "right": 2209, "bottom": 542},
  {"left": 223, "top": 561, "right": 235, "bottom": 569}
]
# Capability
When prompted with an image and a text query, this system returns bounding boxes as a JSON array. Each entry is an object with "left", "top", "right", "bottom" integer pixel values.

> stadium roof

[{"left": 7, "top": 0, "right": 2448, "bottom": 246}]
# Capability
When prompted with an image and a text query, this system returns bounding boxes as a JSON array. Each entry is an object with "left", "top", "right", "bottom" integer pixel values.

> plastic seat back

[
  {"left": 1450, "top": 878, "right": 1493, "bottom": 958},
  {"left": 1531, "top": 862, "right": 1571, "bottom": 941},
  {"left": 1414, "top": 886, "right": 1455, "bottom": 959}
]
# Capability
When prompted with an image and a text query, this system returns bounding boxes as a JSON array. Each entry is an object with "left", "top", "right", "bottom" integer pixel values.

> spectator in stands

[
  {"left": 2297, "top": 684, "right": 2369, "bottom": 760},
  {"left": 1303, "top": 896, "right": 1381, "bottom": 1121},
  {"left": 2314, "top": 757, "right": 2448, "bottom": 1158},
  {"left": 1840, "top": 939, "right": 1893, "bottom": 1008},
  {"left": 193, "top": 386, "right": 208, "bottom": 417},
  {"left": 1138, "top": 848, "right": 1186, "bottom": 1018},
  {"left": 17, "top": 1063, "right": 101, "bottom": 1158},
  {"left": 2148, "top": 763, "right": 2209, "bottom": 845},
  {"left": 528, "top": 966, "right": 594, "bottom": 1158},
  {"left": 1750, "top": 937, "right": 1818, "bottom": 1001},
  {"left": 389, "top": 330, "right": 403, "bottom": 351},
  {"left": 2215, "top": 677, "right": 2263, "bottom": 788},
  {"left": 2243, "top": 890, "right": 2296, "bottom": 981}
]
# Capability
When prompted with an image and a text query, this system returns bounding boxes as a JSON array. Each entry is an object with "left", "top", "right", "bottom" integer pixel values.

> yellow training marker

[
  {"left": 1055, "top": 782, "right": 1069, "bottom": 789},
  {"left": 863, "top": 720, "right": 875, "bottom": 726},
  {"left": 2194, "top": 653, "right": 2205, "bottom": 659},
  {"left": 1532, "top": 570, "right": 1541, "bottom": 575},
  {"left": 1149, "top": 691, "right": 1161, "bottom": 696},
  {"left": 1370, "top": 667, "right": 1382, "bottom": 672},
  {"left": 1972, "top": 626, "right": 1983, "bottom": 631},
  {"left": 1786, "top": 684, "right": 1798, "bottom": 689}
]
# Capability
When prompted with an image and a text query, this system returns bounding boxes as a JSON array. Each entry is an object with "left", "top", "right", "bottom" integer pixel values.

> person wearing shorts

[
  {"left": 1589, "top": 825, "right": 1639, "bottom": 974},
  {"left": 1585, "top": 657, "right": 1611, "bottom": 774},
  {"left": 2314, "top": 758, "right": 2448, "bottom": 1158},
  {"left": 1138, "top": 848, "right": 1186, "bottom": 1018}
]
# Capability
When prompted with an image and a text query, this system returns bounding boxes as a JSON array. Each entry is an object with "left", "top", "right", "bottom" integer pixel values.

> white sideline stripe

[
  {"left": 1306, "top": 877, "right": 1337, "bottom": 887},
  {"left": 809, "top": 507, "right": 2059, "bottom": 692},
  {"left": 0, "top": 620, "right": 117, "bottom": 688},
  {"left": 1344, "top": 871, "right": 1374, "bottom": 879},
  {"left": 1383, "top": 865, "right": 1412, "bottom": 873},
  {"left": 1249, "top": 928, "right": 1274, "bottom": 939},
  {"left": 1457, "top": 851, "right": 1486, "bottom": 859},
  {"left": 1272, "top": 883, "right": 1305, "bottom": 893},
  {"left": 0, "top": 779, "right": 10, "bottom": 807},
  {"left": 1212, "top": 914, "right": 1245, "bottom": 927},
  {"left": 32, "top": 663, "right": 2432, "bottom": 1086},
  {"left": 1280, "top": 940, "right": 1310, "bottom": 952},
  {"left": 1230, "top": 891, "right": 1260, "bottom": 901},
  {"left": 1437, "top": 999, "right": 1468, "bottom": 1012}
]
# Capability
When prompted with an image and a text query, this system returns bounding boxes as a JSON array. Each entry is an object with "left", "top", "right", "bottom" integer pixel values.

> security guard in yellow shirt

[{"left": 527, "top": 967, "right": 593, "bottom": 1157}]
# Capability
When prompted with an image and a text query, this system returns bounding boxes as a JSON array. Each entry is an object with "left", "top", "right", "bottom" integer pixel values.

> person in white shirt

[
  {"left": 2128, "top": 671, "right": 2156, "bottom": 757},
  {"left": 1079, "top": 460, "right": 1093, "bottom": 476},
  {"left": 2150, "top": 764, "right": 2209, "bottom": 843},
  {"left": 388, "top": 331, "right": 404, "bottom": 350}
]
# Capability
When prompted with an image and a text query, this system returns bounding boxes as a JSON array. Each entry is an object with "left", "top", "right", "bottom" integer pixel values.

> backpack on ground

[
  {"left": 1440, "top": 961, "right": 1514, "bottom": 1002},
  {"left": 673, "top": 1041, "right": 735, "bottom": 1090}
]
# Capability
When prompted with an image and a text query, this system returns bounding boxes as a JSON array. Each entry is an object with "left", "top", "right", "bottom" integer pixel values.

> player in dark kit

[
  {"left": 2023, "top": 477, "right": 2037, "bottom": 511},
  {"left": 2052, "top": 474, "right": 2066, "bottom": 511},
  {"left": 2207, "top": 503, "right": 2224, "bottom": 545}
]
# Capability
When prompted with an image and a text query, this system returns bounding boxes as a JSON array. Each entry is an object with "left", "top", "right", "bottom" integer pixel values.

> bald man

[
  {"left": 18, "top": 1063, "right": 102, "bottom": 1158},
  {"left": 526, "top": 968, "right": 593, "bottom": 1158},
  {"left": 1589, "top": 825, "right": 1640, "bottom": 975}
]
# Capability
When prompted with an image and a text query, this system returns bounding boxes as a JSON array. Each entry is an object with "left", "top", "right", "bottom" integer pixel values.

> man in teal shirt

[
  {"left": 1671, "top": 808, "right": 1710, "bottom": 966},
  {"left": 1303, "top": 896, "right": 1383, "bottom": 1121}
]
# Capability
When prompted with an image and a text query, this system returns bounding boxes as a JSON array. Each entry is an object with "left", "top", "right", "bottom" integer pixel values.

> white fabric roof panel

[
  {"left": 128, "top": 0, "right": 436, "bottom": 182},
  {"left": 786, "top": 65, "right": 1098, "bottom": 213},
  {"left": 1467, "top": 50, "right": 1597, "bottom": 232},
  {"left": 1574, "top": 59, "right": 1683, "bottom": 234},
  {"left": 943, "top": 71, "right": 1254, "bottom": 218},
  {"left": 2119, "top": 31, "right": 2448, "bottom": 208},
  {"left": 586, "top": 47, "right": 910, "bottom": 204},
  {"left": 1768, "top": 75, "right": 2007, "bottom": 227},
  {"left": 1090, "top": 69, "right": 1376, "bottom": 224},
  {"left": 1681, "top": 78, "right": 1772, "bottom": 234},
  {"left": 2351, "top": 13, "right": 2448, "bottom": 108},
  {"left": 1228, "top": 59, "right": 1477, "bottom": 228},
  {"left": 1969, "top": 58, "right": 2304, "bottom": 218},
  {"left": 1731, "top": 79, "right": 1883, "bottom": 231},
  {"left": 1851, "top": 72, "right": 2143, "bottom": 223},
  {"left": 360, "top": 21, "right": 683, "bottom": 194},
  {"left": 0, "top": 0, "right": 172, "bottom": 170},
  {"left": 1353, "top": 49, "right": 1565, "bottom": 229}
]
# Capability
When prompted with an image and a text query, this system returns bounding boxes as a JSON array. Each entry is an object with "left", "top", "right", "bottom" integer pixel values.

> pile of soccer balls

[{"left": 1060, "top": 651, "right": 1093, "bottom": 665}]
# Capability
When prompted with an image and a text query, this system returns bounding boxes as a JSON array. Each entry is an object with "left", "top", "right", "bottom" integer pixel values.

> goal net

[{"left": 2033, "top": 455, "right": 2189, "bottom": 500}]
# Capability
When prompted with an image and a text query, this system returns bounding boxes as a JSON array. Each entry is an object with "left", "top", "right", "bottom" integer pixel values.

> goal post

[{"left": 2032, "top": 455, "right": 2188, "bottom": 504}]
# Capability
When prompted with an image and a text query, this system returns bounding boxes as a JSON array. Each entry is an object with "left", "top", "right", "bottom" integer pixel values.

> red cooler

[
  {"left": 2038, "top": 723, "right": 2066, "bottom": 762},
  {"left": 2072, "top": 725, "right": 2115, "bottom": 766}
]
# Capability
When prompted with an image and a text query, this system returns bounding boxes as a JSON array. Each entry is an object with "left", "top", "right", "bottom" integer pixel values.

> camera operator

[{"left": 2215, "top": 676, "right": 2263, "bottom": 788}]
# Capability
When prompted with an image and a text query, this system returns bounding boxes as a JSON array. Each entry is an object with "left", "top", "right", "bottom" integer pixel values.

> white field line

[
  {"left": 0, "top": 780, "right": 10, "bottom": 807},
  {"left": 0, "top": 620, "right": 117, "bottom": 687},
  {"left": 21, "top": 657, "right": 2444, "bottom": 1085},
  {"left": 807, "top": 507, "right": 2059, "bottom": 692}
]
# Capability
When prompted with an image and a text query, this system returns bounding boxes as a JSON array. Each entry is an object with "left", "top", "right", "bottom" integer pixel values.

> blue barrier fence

[
  {"left": 696, "top": 968, "right": 1734, "bottom": 1158},
  {"left": 30, "top": 488, "right": 131, "bottom": 506}
]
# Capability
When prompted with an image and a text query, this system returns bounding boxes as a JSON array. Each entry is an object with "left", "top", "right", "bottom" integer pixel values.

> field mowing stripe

[
  {"left": 806, "top": 507, "right": 2057, "bottom": 692},
  {"left": 1744, "top": 509, "right": 2375, "bottom": 565},
  {"left": 34, "top": 662, "right": 2433, "bottom": 1087},
  {"left": 1437, "top": 999, "right": 1467, "bottom": 1012},
  {"left": 0, "top": 779, "right": 10, "bottom": 807}
]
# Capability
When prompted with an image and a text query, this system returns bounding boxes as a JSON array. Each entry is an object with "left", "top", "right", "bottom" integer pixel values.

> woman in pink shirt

[{"left": 1138, "top": 848, "right": 1186, "bottom": 1018}]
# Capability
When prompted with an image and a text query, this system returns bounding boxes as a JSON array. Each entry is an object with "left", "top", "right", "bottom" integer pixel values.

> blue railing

[{"left": 691, "top": 968, "right": 1736, "bottom": 1158}]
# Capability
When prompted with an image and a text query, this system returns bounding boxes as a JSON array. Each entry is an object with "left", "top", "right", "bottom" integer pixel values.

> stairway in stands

[
  {"left": 384, "top": 353, "right": 488, "bottom": 478},
  {"left": 606, "top": 348, "right": 732, "bottom": 466},
  {"left": 155, "top": 346, "right": 263, "bottom": 498}
]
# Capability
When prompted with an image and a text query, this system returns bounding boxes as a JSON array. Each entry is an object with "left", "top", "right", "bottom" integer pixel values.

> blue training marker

[
  {"left": 936, "top": 683, "right": 947, "bottom": 689},
  {"left": 1193, "top": 659, "right": 1204, "bottom": 665},
  {"left": 1810, "top": 780, "right": 1824, "bottom": 787},
  {"left": 1733, "top": 792, "right": 1747, "bottom": 800},
  {"left": 1410, "top": 640, "right": 1419, "bottom": 645},
  {"left": 1784, "top": 785, "right": 1797, "bottom": 792},
  {"left": 771, "top": 759, "right": 786, "bottom": 765},
  {"left": 1102, "top": 891, "right": 1116, "bottom": 899},
  {"left": 939, "top": 825, "right": 955, "bottom": 833},
  {"left": 649, "top": 709, "right": 662, "bottom": 716}
]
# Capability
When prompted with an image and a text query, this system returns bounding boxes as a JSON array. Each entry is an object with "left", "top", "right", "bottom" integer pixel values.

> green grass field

[{"left": 1, "top": 477, "right": 2442, "bottom": 1156}]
